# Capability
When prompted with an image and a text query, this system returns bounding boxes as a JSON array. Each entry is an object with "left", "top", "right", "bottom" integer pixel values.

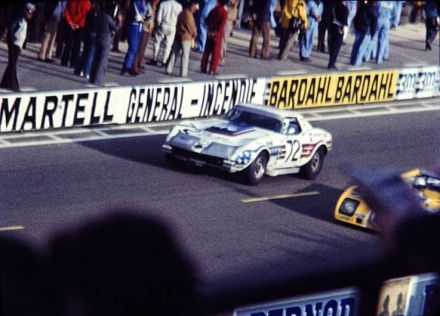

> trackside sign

[
  {"left": 265, "top": 70, "right": 399, "bottom": 109},
  {"left": 0, "top": 78, "right": 265, "bottom": 132},
  {"left": 234, "top": 273, "right": 439, "bottom": 316},
  {"left": 0, "top": 67, "right": 438, "bottom": 132},
  {"left": 234, "top": 288, "right": 357, "bottom": 316}
]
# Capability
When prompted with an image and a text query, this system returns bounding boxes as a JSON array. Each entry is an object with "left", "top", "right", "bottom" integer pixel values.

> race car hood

[{"left": 167, "top": 119, "right": 275, "bottom": 158}]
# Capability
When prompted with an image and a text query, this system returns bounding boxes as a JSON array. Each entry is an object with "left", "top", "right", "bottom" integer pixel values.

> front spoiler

[{"left": 162, "top": 143, "right": 245, "bottom": 173}]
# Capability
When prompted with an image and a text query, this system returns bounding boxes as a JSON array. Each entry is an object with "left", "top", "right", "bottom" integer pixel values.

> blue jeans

[
  {"left": 75, "top": 36, "right": 96, "bottom": 77},
  {"left": 350, "top": 31, "right": 370, "bottom": 66},
  {"left": 123, "top": 22, "right": 142, "bottom": 70}
]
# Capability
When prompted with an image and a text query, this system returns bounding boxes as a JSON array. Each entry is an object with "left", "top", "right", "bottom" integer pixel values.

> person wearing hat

[
  {"left": 166, "top": 0, "right": 199, "bottom": 77},
  {"left": 1, "top": 3, "right": 35, "bottom": 92}
]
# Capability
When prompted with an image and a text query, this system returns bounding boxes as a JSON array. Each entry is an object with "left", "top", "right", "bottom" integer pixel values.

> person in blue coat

[
  {"left": 299, "top": 0, "right": 322, "bottom": 62},
  {"left": 375, "top": 1, "right": 393, "bottom": 64},
  {"left": 121, "top": 0, "right": 148, "bottom": 75},
  {"left": 391, "top": 0, "right": 403, "bottom": 29},
  {"left": 350, "top": 0, "right": 377, "bottom": 66},
  {"left": 344, "top": 0, "right": 357, "bottom": 40},
  {"left": 195, "top": 0, "right": 217, "bottom": 53}
]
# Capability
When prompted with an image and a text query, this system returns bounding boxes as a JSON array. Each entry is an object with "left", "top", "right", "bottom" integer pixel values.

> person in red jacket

[
  {"left": 60, "top": 0, "right": 91, "bottom": 67},
  {"left": 200, "top": 0, "right": 228, "bottom": 75}
]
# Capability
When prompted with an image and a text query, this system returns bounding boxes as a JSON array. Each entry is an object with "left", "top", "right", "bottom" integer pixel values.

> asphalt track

[{"left": 1, "top": 102, "right": 439, "bottom": 300}]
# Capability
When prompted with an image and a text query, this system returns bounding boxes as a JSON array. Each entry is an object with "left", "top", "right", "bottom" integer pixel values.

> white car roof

[{"left": 234, "top": 103, "right": 305, "bottom": 121}]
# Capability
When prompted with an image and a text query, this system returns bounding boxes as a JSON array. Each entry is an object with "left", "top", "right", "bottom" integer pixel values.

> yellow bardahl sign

[{"left": 266, "top": 69, "right": 399, "bottom": 109}]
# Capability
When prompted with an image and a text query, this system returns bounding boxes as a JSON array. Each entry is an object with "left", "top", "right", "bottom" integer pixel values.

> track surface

[{"left": 1, "top": 108, "right": 439, "bottom": 295}]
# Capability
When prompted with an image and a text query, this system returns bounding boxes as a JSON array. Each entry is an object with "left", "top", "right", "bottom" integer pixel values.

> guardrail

[{"left": 1, "top": 66, "right": 439, "bottom": 133}]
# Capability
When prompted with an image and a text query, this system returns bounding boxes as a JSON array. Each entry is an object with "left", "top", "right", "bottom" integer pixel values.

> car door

[{"left": 280, "top": 118, "right": 304, "bottom": 168}]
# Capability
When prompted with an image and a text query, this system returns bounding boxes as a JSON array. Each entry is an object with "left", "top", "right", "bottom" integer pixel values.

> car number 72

[{"left": 286, "top": 140, "right": 301, "bottom": 162}]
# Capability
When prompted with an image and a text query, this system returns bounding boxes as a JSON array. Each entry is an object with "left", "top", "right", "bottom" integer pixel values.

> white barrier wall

[
  {"left": 0, "top": 78, "right": 265, "bottom": 132},
  {"left": 1, "top": 67, "right": 439, "bottom": 132}
]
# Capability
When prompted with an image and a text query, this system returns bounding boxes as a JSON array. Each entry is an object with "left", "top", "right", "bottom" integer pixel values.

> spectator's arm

[
  {"left": 64, "top": 4, "right": 74, "bottom": 26},
  {"left": 299, "top": 2, "right": 308, "bottom": 29}
]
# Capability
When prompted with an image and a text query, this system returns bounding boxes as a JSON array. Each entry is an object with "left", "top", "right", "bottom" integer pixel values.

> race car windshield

[{"left": 226, "top": 109, "right": 283, "bottom": 132}]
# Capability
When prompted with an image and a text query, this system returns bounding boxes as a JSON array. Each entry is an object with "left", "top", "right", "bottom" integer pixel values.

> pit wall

[{"left": 0, "top": 66, "right": 438, "bottom": 133}]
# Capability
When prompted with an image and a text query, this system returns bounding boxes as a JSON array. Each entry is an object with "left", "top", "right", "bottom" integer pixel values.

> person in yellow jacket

[{"left": 277, "top": 0, "right": 308, "bottom": 61}]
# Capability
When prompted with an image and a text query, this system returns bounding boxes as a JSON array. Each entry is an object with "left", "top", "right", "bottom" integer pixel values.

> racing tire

[
  {"left": 165, "top": 153, "right": 180, "bottom": 168},
  {"left": 301, "top": 147, "right": 325, "bottom": 180},
  {"left": 243, "top": 152, "right": 268, "bottom": 185}
]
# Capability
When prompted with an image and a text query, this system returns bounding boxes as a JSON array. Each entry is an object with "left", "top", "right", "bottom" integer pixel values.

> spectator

[
  {"left": 121, "top": 0, "right": 148, "bottom": 76},
  {"left": 38, "top": 0, "right": 67, "bottom": 63},
  {"left": 201, "top": 0, "right": 228, "bottom": 75},
  {"left": 74, "top": 1, "right": 100, "bottom": 79},
  {"left": 235, "top": 0, "right": 246, "bottom": 29},
  {"left": 166, "top": 0, "right": 199, "bottom": 77},
  {"left": 249, "top": 0, "right": 272, "bottom": 59},
  {"left": 391, "top": 0, "right": 404, "bottom": 29},
  {"left": 277, "top": 0, "right": 308, "bottom": 61},
  {"left": 89, "top": 0, "right": 122, "bottom": 85},
  {"left": 375, "top": 1, "right": 394, "bottom": 64},
  {"left": 0, "top": 3, "right": 35, "bottom": 92},
  {"left": 112, "top": 0, "right": 130, "bottom": 52},
  {"left": 195, "top": 0, "right": 217, "bottom": 53},
  {"left": 409, "top": 0, "right": 424, "bottom": 24},
  {"left": 60, "top": 0, "right": 91, "bottom": 68},
  {"left": 27, "top": 2, "right": 45, "bottom": 44},
  {"left": 344, "top": 0, "right": 357, "bottom": 42},
  {"left": 326, "top": 0, "right": 348, "bottom": 70},
  {"left": 424, "top": 1, "right": 439, "bottom": 51},
  {"left": 350, "top": 0, "right": 377, "bottom": 66},
  {"left": 316, "top": 0, "right": 331, "bottom": 53},
  {"left": 0, "top": 4, "right": 16, "bottom": 41},
  {"left": 221, "top": 0, "right": 239, "bottom": 65},
  {"left": 149, "top": 0, "right": 183, "bottom": 67},
  {"left": 299, "top": 0, "right": 322, "bottom": 63},
  {"left": 133, "top": 0, "right": 159, "bottom": 75}
]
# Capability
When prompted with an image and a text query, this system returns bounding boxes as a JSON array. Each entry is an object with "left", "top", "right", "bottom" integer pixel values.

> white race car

[{"left": 162, "top": 104, "right": 332, "bottom": 185}]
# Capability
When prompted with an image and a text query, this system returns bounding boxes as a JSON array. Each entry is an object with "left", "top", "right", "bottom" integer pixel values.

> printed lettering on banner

[
  {"left": 233, "top": 288, "right": 358, "bottom": 316},
  {"left": 266, "top": 70, "right": 398, "bottom": 109},
  {"left": 395, "top": 66, "right": 440, "bottom": 100},
  {"left": 0, "top": 89, "right": 115, "bottom": 132},
  {"left": 125, "top": 78, "right": 265, "bottom": 124},
  {"left": 0, "top": 78, "right": 267, "bottom": 132}
]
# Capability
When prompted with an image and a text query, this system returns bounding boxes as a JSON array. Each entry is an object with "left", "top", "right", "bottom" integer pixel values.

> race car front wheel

[
  {"left": 243, "top": 152, "right": 268, "bottom": 185},
  {"left": 301, "top": 147, "right": 325, "bottom": 180}
]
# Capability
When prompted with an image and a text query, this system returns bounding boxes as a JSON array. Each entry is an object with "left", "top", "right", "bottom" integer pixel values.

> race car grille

[{"left": 171, "top": 147, "right": 224, "bottom": 166}]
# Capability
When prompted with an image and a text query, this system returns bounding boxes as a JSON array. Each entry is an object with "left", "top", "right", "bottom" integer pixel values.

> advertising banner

[
  {"left": 265, "top": 69, "right": 399, "bottom": 109},
  {"left": 234, "top": 288, "right": 357, "bottom": 316},
  {"left": 234, "top": 273, "right": 439, "bottom": 316},
  {"left": 395, "top": 66, "right": 440, "bottom": 100},
  {"left": 0, "top": 78, "right": 266, "bottom": 132}
]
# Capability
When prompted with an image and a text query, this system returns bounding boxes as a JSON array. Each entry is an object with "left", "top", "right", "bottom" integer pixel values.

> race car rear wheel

[
  {"left": 243, "top": 152, "right": 268, "bottom": 185},
  {"left": 301, "top": 147, "right": 325, "bottom": 180}
]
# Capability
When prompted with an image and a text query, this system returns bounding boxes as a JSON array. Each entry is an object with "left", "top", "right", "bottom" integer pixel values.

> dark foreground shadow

[{"left": 0, "top": 211, "right": 202, "bottom": 316}]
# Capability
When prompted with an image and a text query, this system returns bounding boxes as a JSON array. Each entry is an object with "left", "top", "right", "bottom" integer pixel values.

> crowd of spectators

[{"left": 0, "top": 0, "right": 439, "bottom": 92}]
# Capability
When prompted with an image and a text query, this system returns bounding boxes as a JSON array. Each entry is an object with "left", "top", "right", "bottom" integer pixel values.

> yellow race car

[{"left": 334, "top": 169, "right": 440, "bottom": 230}]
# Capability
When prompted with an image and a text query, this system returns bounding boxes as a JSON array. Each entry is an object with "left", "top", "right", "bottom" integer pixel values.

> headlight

[
  {"left": 339, "top": 198, "right": 360, "bottom": 216},
  {"left": 235, "top": 150, "right": 253, "bottom": 165},
  {"left": 413, "top": 176, "right": 427, "bottom": 189}
]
